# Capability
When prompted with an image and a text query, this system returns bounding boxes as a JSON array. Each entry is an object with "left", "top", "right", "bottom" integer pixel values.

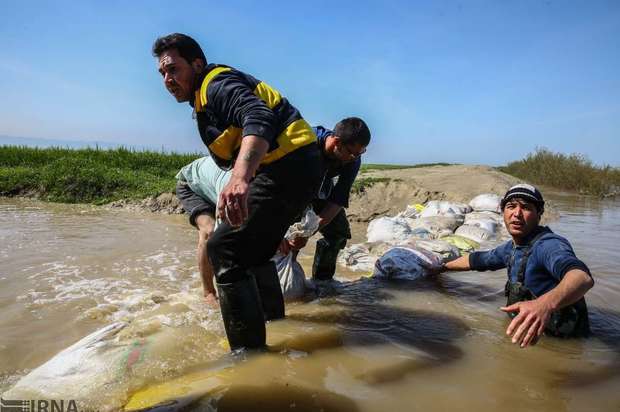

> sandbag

[
  {"left": 273, "top": 253, "right": 306, "bottom": 301},
  {"left": 463, "top": 218, "right": 498, "bottom": 234},
  {"left": 441, "top": 235, "right": 480, "bottom": 252},
  {"left": 373, "top": 246, "right": 442, "bottom": 280},
  {"left": 465, "top": 211, "right": 502, "bottom": 223},
  {"left": 469, "top": 194, "right": 502, "bottom": 213},
  {"left": 409, "top": 239, "right": 461, "bottom": 262},
  {"left": 455, "top": 224, "right": 494, "bottom": 243},
  {"left": 338, "top": 242, "right": 392, "bottom": 272},
  {"left": 409, "top": 215, "right": 462, "bottom": 233},
  {"left": 419, "top": 200, "right": 471, "bottom": 218},
  {"left": 367, "top": 216, "right": 413, "bottom": 243}
]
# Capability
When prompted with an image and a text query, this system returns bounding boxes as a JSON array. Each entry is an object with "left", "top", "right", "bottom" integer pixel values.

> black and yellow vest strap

[{"left": 194, "top": 66, "right": 316, "bottom": 165}]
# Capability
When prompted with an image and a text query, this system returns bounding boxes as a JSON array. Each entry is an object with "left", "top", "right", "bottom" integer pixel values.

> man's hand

[
  {"left": 278, "top": 237, "right": 309, "bottom": 255},
  {"left": 289, "top": 236, "right": 308, "bottom": 251},
  {"left": 218, "top": 176, "right": 250, "bottom": 227},
  {"left": 204, "top": 290, "right": 219, "bottom": 307},
  {"left": 500, "top": 297, "right": 553, "bottom": 348},
  {"left": 216, "top": 135, "right": 269, "bottom": 227}
]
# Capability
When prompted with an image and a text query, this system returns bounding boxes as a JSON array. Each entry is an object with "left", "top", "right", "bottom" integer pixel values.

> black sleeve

[{"left": 206, "top": 71, "right": 277, "bottom": 143}]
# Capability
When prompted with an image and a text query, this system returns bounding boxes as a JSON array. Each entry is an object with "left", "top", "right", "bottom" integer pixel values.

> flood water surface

[{"left": 1, "top": 195, "right": 619, "bottom": 411}]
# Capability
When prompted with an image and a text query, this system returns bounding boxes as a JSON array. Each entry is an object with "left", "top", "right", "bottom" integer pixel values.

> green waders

[{"left": 311, "top": 200, "right": 351, "bottom": 281}]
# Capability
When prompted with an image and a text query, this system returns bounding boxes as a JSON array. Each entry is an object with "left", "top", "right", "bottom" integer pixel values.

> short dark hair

[
  {"left": 152, "top": 33, "right": 207, "bottom": 65},
  {"left": 333, "top": 117, "right": 371, "bottom": 146}
]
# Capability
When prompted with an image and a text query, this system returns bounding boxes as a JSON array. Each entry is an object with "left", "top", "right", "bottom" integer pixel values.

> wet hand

[
  {"left": 204, "top": 291, "right": 219, "bottom": 307},
  {"left": 217, "top": 176, "right": 250, "bottom": 227},
  {"left": 500, "top": 298, "right": 553, "bottom": 348},
  {"left": 289, "top": 236, "right": 308, "bottom": 251},
  {"left": 278, "top": 239, "right": 292, "bottom": 255}
]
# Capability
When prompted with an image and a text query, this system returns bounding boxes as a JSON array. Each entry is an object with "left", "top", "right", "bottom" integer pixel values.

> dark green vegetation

[
  {"left": 0, "top": 146, "right": 199, "bottom": 204},
  {"left": 498, "top": 148, "right": 620, "bottom": 197}
]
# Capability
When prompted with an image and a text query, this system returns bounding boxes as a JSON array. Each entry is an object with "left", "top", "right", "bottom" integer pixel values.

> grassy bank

[
  {"left": 498, "top": 148, "right": 620, "bottom": 197},
  {"left": 0, "top": 146, "right": 198, "bottom": 204}
]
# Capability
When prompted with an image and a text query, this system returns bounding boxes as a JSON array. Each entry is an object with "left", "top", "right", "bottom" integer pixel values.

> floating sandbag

[
  {"left": 3, "top": 309, "right": 219, "bottom": 411},
  {"left": 373, "top": 246, "right": 442, "bottom": 280},
  {"left": 367, "top": 216, "right": 413, "bottom": 243},
  {"left": 441, "top": 235, "right": 480, "bottom": 252},
  {"left": 419, "top": 201, "right": 471, "bottom": 218},
  {"left": 455, "top": 224, "right": 494, "bottom": 243},
  {"left": 469, "top": 194, "right": 502, "bottom": 213}
]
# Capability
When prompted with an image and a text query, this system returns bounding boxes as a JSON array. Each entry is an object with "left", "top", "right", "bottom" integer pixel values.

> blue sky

[{"left": 1, "top": 0, "right": 619, "bottom": 165}]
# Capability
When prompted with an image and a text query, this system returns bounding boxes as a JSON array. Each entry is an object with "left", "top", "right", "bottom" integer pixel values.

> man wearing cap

[{"left": 438, "top": 184, "right": 594, "bottom": 348}]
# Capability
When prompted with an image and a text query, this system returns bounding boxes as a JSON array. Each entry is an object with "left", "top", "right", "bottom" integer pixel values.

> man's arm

[
  {"left": 217, "top": 136, "right": 269, "bottom": 226},
  {"left": 501, "top": 268, "right": 593, "bottom": 348},
  {"left": 442, "top": 255, "right": 471, "bottom": 272},
  {"left": 285, "top": 201, "right": 343, "bottom": 251}
]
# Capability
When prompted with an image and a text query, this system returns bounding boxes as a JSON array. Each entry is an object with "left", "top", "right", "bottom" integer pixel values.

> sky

[{"left": 1, "top": 0, "right": 619, "bottom": 166}]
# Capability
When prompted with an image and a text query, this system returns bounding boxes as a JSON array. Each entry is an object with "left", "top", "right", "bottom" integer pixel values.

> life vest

[{"left": 193, "top": 65, "right": 316, "bottom": 169}]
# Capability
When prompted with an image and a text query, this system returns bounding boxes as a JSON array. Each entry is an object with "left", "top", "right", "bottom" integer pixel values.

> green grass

[
  {"left": 498, "top": 148, "right": 620, "bottom": 197},
  {"left": 0, "top": 145, "right": 200, "bottom": 204}
]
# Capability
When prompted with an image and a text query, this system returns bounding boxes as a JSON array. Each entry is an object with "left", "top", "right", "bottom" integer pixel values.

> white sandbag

[
  {"left": 285, "top": 207, "right": 320, "bottom": 241},
  {"left": 419, "top": 200, "right": 471, "bottom": 217},
  {"left": 339, "top": 242, "right": 393, "bottom": 272},
  {"left": 463, "top": 218, "right": 498, "bottom": 234},
  {"left": 455, "top": 224, "right": 494, "bottom": 243},
  {"left": 410, "top": 239, "right": 461, "bottom": 262},
  {"left": 409, "top": 215, "right": 462, "bottom": 233},
  {"left": 373, "top": 246, "right": 442, "bottom": 280},
  {"left": 367, "top": 216, "right": 412, "bottom": 243},
  {"left": 465, "top": 211, "right": 502, "bottom": 223},
  {"left": 273, "top": 252, "right": 306, "bottom": 301},
  {"left": 271, "top": 208, "right": 320, "bottom": 300},
  {"left": 469, "top": 194, "right": 502, "bottom": 213}
]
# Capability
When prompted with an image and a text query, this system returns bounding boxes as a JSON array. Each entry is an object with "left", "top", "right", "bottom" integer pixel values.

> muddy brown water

[{"left": 1, "top": 193, "right": 619, "bottom": 411}]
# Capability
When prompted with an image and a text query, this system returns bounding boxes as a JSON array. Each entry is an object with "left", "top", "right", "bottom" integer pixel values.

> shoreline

[{"left": 2, "top": 164, "right": 569, "bottom": 223}]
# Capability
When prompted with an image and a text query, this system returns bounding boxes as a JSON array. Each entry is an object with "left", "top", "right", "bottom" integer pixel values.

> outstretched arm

[{"left": 501, "top": 268, "right": 593, "bottom": 348}]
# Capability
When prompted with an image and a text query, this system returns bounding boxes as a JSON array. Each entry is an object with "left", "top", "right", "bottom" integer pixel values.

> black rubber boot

[
  {"left": 250, "top": 261, "right": 285, "bottom": 321},
  {"left": 312, "top": 238, "right": 347, "bottom": 281},
  {"left": 216, "top": 277, "right": 266, "bottom": 351}
]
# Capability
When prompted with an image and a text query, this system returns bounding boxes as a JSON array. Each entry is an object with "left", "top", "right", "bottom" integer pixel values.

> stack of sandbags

[{"left": 453, "top": 194, "right": 504, "bottom": 243}]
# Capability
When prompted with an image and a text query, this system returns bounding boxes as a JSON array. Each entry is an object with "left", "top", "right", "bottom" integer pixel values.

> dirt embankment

[
  {"left": 120, "top": 165, "right": 536, "bottom": 221},
  {"left": 347, "top": 165, "right": 522, "bottom": 222}
]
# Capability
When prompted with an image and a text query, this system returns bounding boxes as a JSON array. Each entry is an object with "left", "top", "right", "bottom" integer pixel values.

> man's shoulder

[
  {"left": 313, "top": 125, "right": 333, "bottom": 140},
  {"left": 531, "top": 227, "right": 576, "bottom": 257}
]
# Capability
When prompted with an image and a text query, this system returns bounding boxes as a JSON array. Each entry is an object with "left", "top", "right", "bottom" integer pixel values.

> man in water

[
  {"left": 153, "top": 33, "right": 322, "bottom": 351},
  {"left": 280, "top": 117, "right": 371, "bottom": 281},
  {"left": 176, "top": 155, "right": 230, "bottom": 306},
  {"left": 438, "top": 184, "right": 594, "bottom": 347}
]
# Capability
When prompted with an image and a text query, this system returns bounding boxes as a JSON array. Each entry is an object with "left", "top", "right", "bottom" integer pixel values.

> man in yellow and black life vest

[{"left": 153, "top": 33, "right": 323, "bottom": 351}]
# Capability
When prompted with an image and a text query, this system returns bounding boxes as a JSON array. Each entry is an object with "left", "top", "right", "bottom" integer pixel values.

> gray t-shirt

[{"left": 176, "top": 156, "right": 231, "bottom": 206}]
